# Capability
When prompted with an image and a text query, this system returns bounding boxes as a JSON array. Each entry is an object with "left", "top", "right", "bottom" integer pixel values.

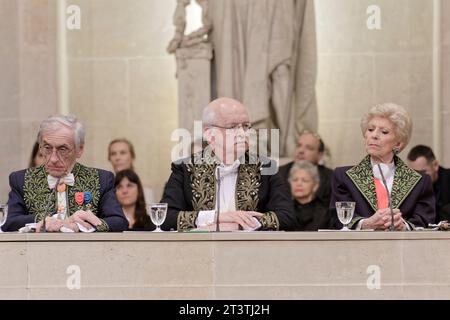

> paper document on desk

[{"left": 18, "top": 222, "right": 95, "bottom": 233}]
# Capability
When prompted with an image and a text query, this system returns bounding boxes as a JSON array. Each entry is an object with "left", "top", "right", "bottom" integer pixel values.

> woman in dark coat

[
  {"left": 289, "top": 160, "right": 331, "bottom": 231},
  {"left": 331, "top": 103, "right": 435, "bottom": 230}
]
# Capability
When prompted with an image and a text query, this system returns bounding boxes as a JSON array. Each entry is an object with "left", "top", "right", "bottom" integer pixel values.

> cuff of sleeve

[
  {"left": 177, "top": 211, "right": 200, "bottom": 231},
  {"left": 347, "top": 216, "right": 363, "bottom": 229},
  {"left": 196, "top": 210, "right": 216, "bottom": 227},
  {"left": 355, "top": 219, "right": 365, "bottom": 230},
  {"left": 95, "top": 219, "right": 109, "bottom": 232},
  {"left": 258, "top": 211, "right": 279, "bottom": 230},
  {"left": 403, "top": 219, "right": 414, "bottom": 231}
]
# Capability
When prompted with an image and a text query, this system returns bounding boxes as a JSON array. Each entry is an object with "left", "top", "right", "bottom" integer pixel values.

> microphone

[
  {"left": 214, "top": 167, "right": 221, "bottom": 232},
  {"left": 376, "top": 164, "right": 395, "bottom": 231},
  {"left": 41, "top": 177, "right": 60, "bottom": 232}
]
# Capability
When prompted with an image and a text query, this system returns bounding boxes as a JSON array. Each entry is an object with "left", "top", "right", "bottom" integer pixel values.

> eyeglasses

[
  {"left": 208, "top": 123, "right": 252, "bottom": 132},
  {"left": 40, "top": 145, "right": 74, "bottom": 158}
]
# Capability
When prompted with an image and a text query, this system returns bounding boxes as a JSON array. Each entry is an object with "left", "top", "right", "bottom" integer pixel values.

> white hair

[
  {"left": 202, "top": 106, "right": 216, "bottom": 127},
  {"left": 37, "top": 115, "right": 85, "bottom": 150},
  {"left": 360, "top": 103, "right": 412, "bottom": 151},
  {"left": 288, "top": 160, "right": 320, "bottom": 184}
]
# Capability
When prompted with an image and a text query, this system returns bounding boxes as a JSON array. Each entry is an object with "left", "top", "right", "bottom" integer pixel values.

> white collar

[
  {"left": 217, "top": 159, "right": 240, "bottom": 179},
  {"left": 47, "top": 173, "right": 75, "bottom": 189},
  {"left": 371, "top": 159, "right": 395, "bottom": 181}
]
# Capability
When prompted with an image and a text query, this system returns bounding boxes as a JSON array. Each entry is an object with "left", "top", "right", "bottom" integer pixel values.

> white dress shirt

[
  {"left": 48, "top": 173, "right": 75, "bottom": 220},
  {"left": 195, "top": 160, "right": 261, "bottom": 230},
  {"left": 356, "top": 159, "right": 410, "bottom": 230}
]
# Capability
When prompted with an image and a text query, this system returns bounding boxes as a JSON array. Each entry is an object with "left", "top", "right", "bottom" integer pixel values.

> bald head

[
  {"left": 202, "top": 97, "right": 251, "bottom": 164},
  {"left": 202, "top": 97, "right": 249, "bottom": 127}
]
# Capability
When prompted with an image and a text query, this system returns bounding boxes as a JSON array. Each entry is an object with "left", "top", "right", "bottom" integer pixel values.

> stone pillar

[
  {"left": 0, "top": 0, "right": 57, "bottom": 198},
  {"left": 175, "top": 42, "right": 212, "bottom": 133}
]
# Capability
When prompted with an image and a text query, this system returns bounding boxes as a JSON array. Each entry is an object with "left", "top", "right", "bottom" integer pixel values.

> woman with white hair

[
  {"left": 289, "top": 160, "right": 331, "bottom": 231},
  {"left": 331, "top": 103, "right": 435, "bottom": 230}
]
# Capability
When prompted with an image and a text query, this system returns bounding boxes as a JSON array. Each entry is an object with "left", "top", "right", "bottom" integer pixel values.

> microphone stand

[
  {"left": 376, "top": 164, "right": 394, "bottom": 231},
  {"left": 214, "top": 167, "right": 221, "bottom": 232}
]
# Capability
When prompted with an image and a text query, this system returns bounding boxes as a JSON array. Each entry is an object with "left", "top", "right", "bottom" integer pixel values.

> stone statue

[
  {"left": 168, "top": 0, "right": 317, "bottom": 157},
  {"left": 167, "top": 0, "right": 213, "bottom": 135}
]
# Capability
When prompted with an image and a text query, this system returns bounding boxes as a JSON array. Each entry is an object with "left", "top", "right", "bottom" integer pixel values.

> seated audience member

[
  {"left": 407, "top": 145, "right": 450, "bottom": 222},
  {"left": 2, "top": 115, "right": 128, "bottom": 232},
  {"left": 115, "top": 169, "right": 155, "bottom": 231},
  {"left": 108, "top": 138, "right": 155, "bottom": 203},
  {"left": 331, "top": 103, "right": 435, "bottom": 230},
  {"left": 108, "top": 138, "right": 135, "bottom": 174},
  {"left": 289, "top": 160, "right": 331, "bottom": 231},
  {"left": 279, "top": 131, "right": 333, "bottom": 207},
  {"left": 160, "top": 97, "right": 297, "bottom": 232},
  {"left": 29, "top": 141, "right": 45, "bottom": 168}
]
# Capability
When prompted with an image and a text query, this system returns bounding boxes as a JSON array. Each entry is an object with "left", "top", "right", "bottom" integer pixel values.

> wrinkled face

[
  {"left": 33, "top": 150, "right": 45, "bottom": 167},
  {"left": 115, "top": 177, "right": 139, "bottom": 207},
  {"left": 289, "top": 169, "right": 318, "bottom": 203},
  {"left": 364, "top": 116, "right": 400, "bottom": 163},
  {"left": 41, "top": 126, "right": 83, "bottom": 177},
  {"left": 204, "top": 102, "right": 250, "bottom": 163},
  {"left": 295, "top": 133, "right": 322, "bottom": 165},
  {"left": 408, "top": 156, "right": 439, "bottom": 183},
  {"left": 109, "top": 142, "right": 133, "bottom": 173}
]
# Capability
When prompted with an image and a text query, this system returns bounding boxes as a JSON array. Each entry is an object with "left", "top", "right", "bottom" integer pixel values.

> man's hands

[
  {"left": 35, "top": 216, "right": 64, "bottom": 232},
  {"left": 218, "top": 211, "right": 263, "bottom": 230},
  {"left": 36, "top": 210, "right": 102, "bottom": 232},
  {"left": 68, "top": 210, "right": 102, "bottom": 230}
]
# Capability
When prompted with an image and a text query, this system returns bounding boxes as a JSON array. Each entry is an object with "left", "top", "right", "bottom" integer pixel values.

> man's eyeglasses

[
  {"left": 40, "top": 145, "right": 73, "bottom": 158},
  {"left": 208, "top": 123, "right": 252, "bottom": 132}
]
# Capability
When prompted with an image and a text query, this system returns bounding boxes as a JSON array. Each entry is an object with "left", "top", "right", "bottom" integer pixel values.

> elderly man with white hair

[
  {"left": 161, "top": 97, "right": 297, "bottom": 232},
  {"left": 2, "top": 115, "right": 128, "bottom": 232}
]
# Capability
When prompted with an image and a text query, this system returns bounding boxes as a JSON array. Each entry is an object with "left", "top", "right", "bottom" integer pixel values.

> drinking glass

[
  {"left": 148, "top": 203, "right": 168, "bottom": 232},
  {"left": 336, "top": 201, "right": 355, "bottom": 231},
  {"left": 0, "top": 203, "right": 8, "bottom": 232}
]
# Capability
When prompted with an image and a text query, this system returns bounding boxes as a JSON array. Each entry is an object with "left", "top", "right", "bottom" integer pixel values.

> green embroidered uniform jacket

[
  {"left": 3, "top": 163, "right": 128, "bottom": 232},
  {"left": 160, "top": 151, "right": 298, "bottom": 231},
  {"left": 330, "top": 155, "right": 436, "bottom": 229}
]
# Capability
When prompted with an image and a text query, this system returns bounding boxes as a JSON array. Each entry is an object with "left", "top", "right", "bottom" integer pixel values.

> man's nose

[{"left": 49, "top": 151, "right": 60, "bottom": 163}]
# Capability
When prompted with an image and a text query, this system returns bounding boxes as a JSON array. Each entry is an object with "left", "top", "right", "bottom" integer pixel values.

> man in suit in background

[
  {"left": 2, "top": 115, "right": 128, "bottom": 232},
  {"left": 407, "top": 145, "right": 450, "bottom": 223},
  {"left": 278, "top": 131, "right": 333, "bottom": 207}
]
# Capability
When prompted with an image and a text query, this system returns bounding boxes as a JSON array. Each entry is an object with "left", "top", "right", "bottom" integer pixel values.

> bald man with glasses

[{"left": 161, "top": 97, "right": 297, "bottom": 232}]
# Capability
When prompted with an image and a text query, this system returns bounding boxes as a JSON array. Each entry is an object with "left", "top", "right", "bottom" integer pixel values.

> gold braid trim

[
  {"left": 95, "top": 218, "right": 109, "bottom": 232},
  {"left": 259, "top": 211, "right": 279, "bottom": 231},
  {"left": 187, "top": 163, "right": 216, "bottom": 211},
  {"left": 177, "top": 211, "right": 199, "bottom": 231},
  {"left": 236, "top": 164, "right": 260, "bottom": 211}
]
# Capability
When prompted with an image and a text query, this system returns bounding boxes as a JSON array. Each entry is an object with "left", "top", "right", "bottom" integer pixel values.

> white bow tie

[{"left": 47, "top": 173, "right": 75, "bottom": 189}]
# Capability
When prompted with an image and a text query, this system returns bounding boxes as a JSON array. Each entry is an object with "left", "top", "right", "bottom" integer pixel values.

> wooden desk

[{"left": 0, "top": 231, "right": 449, "bottom": 299}]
